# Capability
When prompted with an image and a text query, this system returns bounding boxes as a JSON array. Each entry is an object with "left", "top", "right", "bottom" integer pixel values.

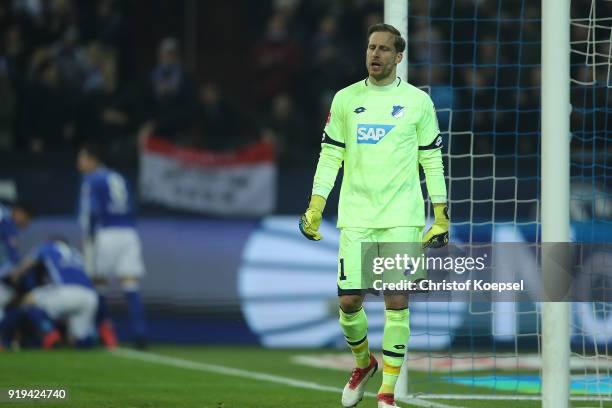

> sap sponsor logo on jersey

[{"left": 356, "top": 124, "right": 395, "bottom": 144}]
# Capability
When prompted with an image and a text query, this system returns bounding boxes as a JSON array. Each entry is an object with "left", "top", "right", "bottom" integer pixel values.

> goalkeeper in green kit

[{"left": 299, "top": 24, "right": 449, "bottom": 408}]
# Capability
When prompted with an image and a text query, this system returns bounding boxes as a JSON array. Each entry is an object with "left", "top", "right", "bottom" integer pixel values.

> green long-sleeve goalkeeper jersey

[{"left": 312, "top": 77, "right": 447, "bottom": 228}]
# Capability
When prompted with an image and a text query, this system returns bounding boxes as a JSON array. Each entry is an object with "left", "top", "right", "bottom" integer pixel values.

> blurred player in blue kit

[
  {"left": 77, "top": 143, "right": 147, "bottom": 348},
  {"left": 9, "top": 238, "right": 98, "bottom": 348},
  {"left": 0, "top": 202, "right": 33, "bottom": 347}
]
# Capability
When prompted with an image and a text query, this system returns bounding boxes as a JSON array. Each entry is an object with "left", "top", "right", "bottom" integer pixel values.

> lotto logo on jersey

[{"left": 356, "top": 124, "right": 395, "bottom": 144}]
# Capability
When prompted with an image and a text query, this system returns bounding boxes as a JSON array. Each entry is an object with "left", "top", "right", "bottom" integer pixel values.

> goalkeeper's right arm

[{"left": 299, "top": 141, "right": 344, "bottom": 240}]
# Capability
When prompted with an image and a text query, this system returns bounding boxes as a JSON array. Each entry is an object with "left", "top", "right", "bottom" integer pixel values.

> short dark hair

[
  {"left": 12, "top": 201, "right": 36, "bottom": 218},
  {"left": 367, "top": 23, "right": 406, "bottom": 53},
  {"left": 80, "top": 141, "right": 105, "bottom": 162},
  {"left": 49, "top": 234, "right": 69, "bottom": 244}
]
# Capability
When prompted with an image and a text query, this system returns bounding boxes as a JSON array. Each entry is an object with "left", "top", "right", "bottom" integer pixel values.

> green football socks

[
  {"left": 379, "top": 308, "right": 410, "bottom": 394},
  {"left": 339, "top": 307, "right": 371, "bottom": 369}
]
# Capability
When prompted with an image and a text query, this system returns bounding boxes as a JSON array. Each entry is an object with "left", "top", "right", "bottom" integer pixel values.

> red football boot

[
  {"left": 341, "top": 353, "right": 378, "bottom": 407},
  {"left": 98, "top": 320, "right": 118, "bottom": 349}
]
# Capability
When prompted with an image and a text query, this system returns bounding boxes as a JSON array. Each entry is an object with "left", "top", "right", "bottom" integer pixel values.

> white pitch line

[
  {"left": 111, "top": 348, "right": 462, "bottom": 408},
  {"left": 417, "top": 394, "right": 612, "bottom": 402}
]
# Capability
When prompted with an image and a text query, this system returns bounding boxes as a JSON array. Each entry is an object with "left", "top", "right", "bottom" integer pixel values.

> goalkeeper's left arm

[
  {"left": 299, "top": 139, "right": 344, "bottom": 240},
  {"left": 300, "top": 90, "right": 346, "bottom": 241},
  {"left": 419, "top": 136, "right": 449, "bottom": 248}
]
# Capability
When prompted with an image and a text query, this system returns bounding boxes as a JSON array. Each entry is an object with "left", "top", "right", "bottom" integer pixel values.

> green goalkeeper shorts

[{"left": 337, "top": 226, "right": 425, "bottom": 295}]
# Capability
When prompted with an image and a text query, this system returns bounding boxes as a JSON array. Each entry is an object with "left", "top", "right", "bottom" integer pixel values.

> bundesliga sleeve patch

[{"left": 419, "top": 134, "right": 443, "bottom": 150}]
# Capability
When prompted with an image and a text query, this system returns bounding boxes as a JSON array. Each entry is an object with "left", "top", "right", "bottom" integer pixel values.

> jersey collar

[{"left": 364, "top": 76, "right": 401, "bottom": 91}]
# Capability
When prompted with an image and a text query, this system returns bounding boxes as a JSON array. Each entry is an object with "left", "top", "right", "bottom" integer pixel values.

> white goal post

[
  {"left": 541, "top": 0, "right": 571, "bottom": 407},
  {"left": 384, "top": 0, "right": 410, "bottom": 399}
]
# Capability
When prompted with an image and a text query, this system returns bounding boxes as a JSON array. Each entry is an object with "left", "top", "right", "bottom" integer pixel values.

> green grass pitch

[{"left": 0, "top": 346, "right": 610, "bottom": 408}]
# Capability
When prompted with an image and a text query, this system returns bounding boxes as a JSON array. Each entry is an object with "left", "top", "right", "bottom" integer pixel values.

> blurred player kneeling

[{"left": 10, "top": 238, "right": 98, "bottom": 349}]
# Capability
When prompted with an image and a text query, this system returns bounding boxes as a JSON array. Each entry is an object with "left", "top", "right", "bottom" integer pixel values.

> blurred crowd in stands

[
  {"left": 0, "top": 0, "right": 606, "bottom": 165},
  {"left": 0, "top": 0, "right": 127, "bottom": 154}
]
